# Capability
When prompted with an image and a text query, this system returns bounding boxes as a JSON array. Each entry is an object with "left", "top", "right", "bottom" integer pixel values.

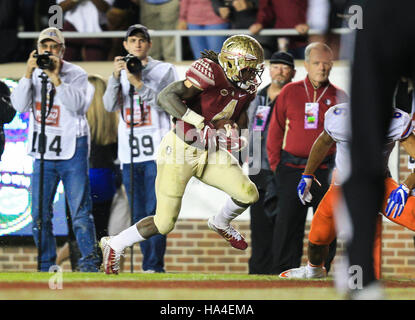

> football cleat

[
  {"left": 99, "top": 236, "right": 124, "bottom": 275},
  {"left": 207, "top": 217, "right": 248, "bottom": 250},
  {"left": 279, "top": 265, "right": 327, "bottom": 279}
]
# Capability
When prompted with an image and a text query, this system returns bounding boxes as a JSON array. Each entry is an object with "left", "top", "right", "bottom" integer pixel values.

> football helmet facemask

[{"left": 218, "top": 35, "right": 265, "bottom": 94}]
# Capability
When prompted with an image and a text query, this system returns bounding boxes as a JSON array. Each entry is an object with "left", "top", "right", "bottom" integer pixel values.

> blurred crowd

[{"left": 0, "top": 0, "right": 348, "bottom": 63}]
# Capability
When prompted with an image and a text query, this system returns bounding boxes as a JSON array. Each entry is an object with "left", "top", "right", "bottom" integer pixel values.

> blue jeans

[
  {"left": 122, "top": 161, "right": 166, "bottom": 272},
  {"left": 31, "top": 136, "right": 100, "bottom": 272},
  {"left": 187, "top": 23, "right": 230, "bottom": 59}
]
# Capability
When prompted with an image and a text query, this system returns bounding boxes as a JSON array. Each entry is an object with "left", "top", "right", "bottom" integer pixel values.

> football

[
  {"left": 212, "top": 119, "right": 238, "bottom": 135},
  {"left": 212, "top": 119, "right": 247, "bottom": 152}
]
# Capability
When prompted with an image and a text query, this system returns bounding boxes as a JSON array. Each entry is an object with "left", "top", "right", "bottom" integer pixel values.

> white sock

[
  {"left": 213, "top": 197, "right": 248, "bottom": 228},
  {"left": 109, "top": 224, "right": 145, "bottom": 252}
]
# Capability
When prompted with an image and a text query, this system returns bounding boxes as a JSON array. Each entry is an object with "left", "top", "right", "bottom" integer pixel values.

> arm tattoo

[{"left": 157, "top": 80, "right": 202, "bottom": 119}]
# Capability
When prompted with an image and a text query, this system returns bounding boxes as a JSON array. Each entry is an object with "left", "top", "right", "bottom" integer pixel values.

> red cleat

[
  {"left": 208, "top": 217, "right": 248, "bottom": 250},
  {"left": 99, "top": 236, "right": 124, "bottom": 275}
]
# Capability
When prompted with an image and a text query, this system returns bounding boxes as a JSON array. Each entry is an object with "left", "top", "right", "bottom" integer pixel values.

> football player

[
  {"left": 100, "top": 34, "right": 265, "bottom": 274},
  {"left": 279, "top": 103, "right": 415, "bottom": 279}
]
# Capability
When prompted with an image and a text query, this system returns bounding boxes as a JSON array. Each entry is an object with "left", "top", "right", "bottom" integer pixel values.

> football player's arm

[
  {"left": 303, "top": 130, "right": 335, "bottom": 176},
  {"left": 157, "top": 79, "right": 205, "bottom": 129},
  {"left": 400, "top": 133, "right": 415, "bottom": 189}
]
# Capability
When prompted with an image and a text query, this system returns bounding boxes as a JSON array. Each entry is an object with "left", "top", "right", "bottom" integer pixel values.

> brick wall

[{"left": 1, "top": 218, "right": 415, "bottom": 279}]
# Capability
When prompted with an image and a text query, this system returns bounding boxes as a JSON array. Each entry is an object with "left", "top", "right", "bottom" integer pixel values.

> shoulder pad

[
  {"left": 324, "top": 103, "right": 350, "bottom": 142},
  {"left": 185, "top": 58, "right": 216, "bottom": 90}
]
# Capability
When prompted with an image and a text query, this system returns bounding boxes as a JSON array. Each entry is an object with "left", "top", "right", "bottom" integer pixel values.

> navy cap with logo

[
  {"left": 125, "top": 24, "right": 151, "bottom": 42},
  {"left": 270, "top": 51, "right": 295, "bottom": 68}
]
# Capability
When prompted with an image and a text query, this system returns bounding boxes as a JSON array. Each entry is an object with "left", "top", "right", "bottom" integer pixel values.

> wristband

[
  {"left": 181, "top": 109, "right": 205, "bottom": 130},
  {"left": 402, "top": 183, "right": 410, "bottom": 193},
  {"left": 302, "top": 173, "right": 322, "bottom": 187}
]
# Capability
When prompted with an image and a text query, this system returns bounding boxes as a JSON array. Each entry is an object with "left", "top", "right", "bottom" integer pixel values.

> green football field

[{"left": 0, "top": 272, "right": 414, "bottom": 300}]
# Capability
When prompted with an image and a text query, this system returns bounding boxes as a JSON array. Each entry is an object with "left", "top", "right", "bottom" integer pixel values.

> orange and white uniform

[{"left": 309, "top": 103, "right": 414, "bottom": 247}]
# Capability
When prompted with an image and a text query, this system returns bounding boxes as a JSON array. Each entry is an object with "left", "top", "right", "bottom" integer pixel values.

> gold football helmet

[{"left": 218, "top": 35, "right": 265, "bottom": 93}]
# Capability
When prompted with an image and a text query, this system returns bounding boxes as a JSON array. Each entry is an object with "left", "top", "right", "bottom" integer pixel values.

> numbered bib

[
  {"left": 28, "top": 102, "right": 77, "bottom": 160},
  {"left": 118, "top": 102, "right": 168, "bottom": 164}
]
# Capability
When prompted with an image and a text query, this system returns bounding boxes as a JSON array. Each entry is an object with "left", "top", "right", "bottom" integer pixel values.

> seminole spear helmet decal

[{"left": 218, "top": 35, "right": 265, "bottom": 94}]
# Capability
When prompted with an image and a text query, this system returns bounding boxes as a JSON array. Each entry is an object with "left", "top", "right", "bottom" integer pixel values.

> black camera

[
  {"left": 34, "top": 51, "right": 54, "bottom": 70},
  {"left": 223, "top": 0, "right": 233, "bottom": 7},
  {"left": 122, "top": 54, "right": 142, "bottom": 75}
]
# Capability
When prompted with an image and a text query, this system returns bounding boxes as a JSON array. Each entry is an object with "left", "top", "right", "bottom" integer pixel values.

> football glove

[
  {"left": 385, "top": 184, "right": 410, "bottom": 219},
  {"left": 297, "top": 173, "right": 321, "bottom": 205},
  {"left": 217, "top": 123, "right": 248, "bottom": 153}
]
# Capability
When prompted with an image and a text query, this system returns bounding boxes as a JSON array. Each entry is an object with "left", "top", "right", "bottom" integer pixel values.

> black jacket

[{"left": 0, "top": 80, "right": 17, "bottom": 158}]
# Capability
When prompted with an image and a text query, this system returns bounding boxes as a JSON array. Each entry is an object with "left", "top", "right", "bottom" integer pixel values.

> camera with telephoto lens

[
  {"left": 34, "top": 51, "right": 54, "bottom": 70},
  {"left": 122, "top": 54, "right": 143, "bottom": 75}
]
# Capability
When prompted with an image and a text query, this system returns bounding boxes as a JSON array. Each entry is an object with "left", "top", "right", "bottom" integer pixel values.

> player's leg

[
  {"left": 279, "top": 185, "right": 338, "bottom": 279},
  {"left": 199, "top": 149, "right": 259, "bottom": 250},
  {"left": 100, "top": 132, "right": 193, "bottom": 273},
  {"left": 141, "top": 160, "right": 166, "bottom": 273}
]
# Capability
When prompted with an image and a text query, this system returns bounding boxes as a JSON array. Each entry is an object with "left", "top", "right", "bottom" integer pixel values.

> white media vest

[
  {"left": 103, "top": 57, "right": 178, "bottom": 164},
  {"left": 11, "top": 61, "right": 93, "bottom": 160}
]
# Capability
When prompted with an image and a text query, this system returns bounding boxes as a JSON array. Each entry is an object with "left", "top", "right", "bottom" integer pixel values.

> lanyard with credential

[{"left": 303, "top": 80, "right": 329, "bottom": 103}]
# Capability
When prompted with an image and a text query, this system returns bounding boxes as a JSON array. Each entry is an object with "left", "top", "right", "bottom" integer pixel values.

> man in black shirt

[{"left": 247, "top": 52, "right": 296, "bottom": 274}]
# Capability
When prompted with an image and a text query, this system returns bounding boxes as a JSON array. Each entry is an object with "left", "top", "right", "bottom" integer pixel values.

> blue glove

[
  {"left": 297, "top": 174, "right": 315, "bottom": 205},
  {"left": 385, "top": 184, "right": 410, "bottom": 219}
]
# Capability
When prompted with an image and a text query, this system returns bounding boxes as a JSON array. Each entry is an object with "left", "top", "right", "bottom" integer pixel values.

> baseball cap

[
  {"left": 38, "top": 27, "right": 65, "bottom": 45},
  {"left": 270, "top": 51, "right": 295, "bottom": 68},
  {"left": 125, "top": 24, "right": 151, "bottom": 42}
]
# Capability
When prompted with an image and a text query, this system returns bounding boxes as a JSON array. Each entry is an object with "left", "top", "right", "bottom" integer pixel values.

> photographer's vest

[
  {"left": 26, "top": 64, "right": 91, "bottom": 160},
  {"left": 28, "top": 81, "right": 78, "bottom": 160},
  {"left": 118, "top": 69, "right": 171, "bottom": 164}
]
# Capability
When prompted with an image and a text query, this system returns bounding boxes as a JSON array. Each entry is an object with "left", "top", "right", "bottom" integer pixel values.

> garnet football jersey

[{"left": 180, "top": 58, "right": 256, "bottom": 135}]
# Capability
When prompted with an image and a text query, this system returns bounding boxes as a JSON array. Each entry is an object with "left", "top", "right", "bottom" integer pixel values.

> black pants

[
  {"left": 91, "top": 200, "right": 113, "bottom": 241},
  {"left": 271, "top": 164, "right": 337, "bottom": 274},
  {"left": 342, "top": 0, "right": 415, "bottom": 288},
  {"left": 249, "top": 170, "right": 277, "bottom": 274}
]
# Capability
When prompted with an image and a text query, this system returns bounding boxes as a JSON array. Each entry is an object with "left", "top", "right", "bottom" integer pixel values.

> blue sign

[{"left": 0, "top": 78, "right": 68, "bottom": 237}]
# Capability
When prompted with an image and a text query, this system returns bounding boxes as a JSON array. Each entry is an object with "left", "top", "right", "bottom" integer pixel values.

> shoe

[
  {"left": 279, "top": 265, "right": 327, "bottom": 279},
  {"left": 207, "top": 217, "right": 248, "bottom": 250},
  {"left": 99, "top": 236, "right": 124, "bottom": 275},
  {"left": 143, "top": 269, "right": 156, "bottom": 273}
]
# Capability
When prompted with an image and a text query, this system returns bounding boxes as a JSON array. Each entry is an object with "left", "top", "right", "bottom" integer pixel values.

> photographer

[
  {"left": 10, "top": 27, "right": 101, "bottom": 272},
  {"left": 103, "top": 24, "right": 178, "bottom": 273},
  {"left": 0, "top": 80, "right": 16, "bottom": 159}
]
